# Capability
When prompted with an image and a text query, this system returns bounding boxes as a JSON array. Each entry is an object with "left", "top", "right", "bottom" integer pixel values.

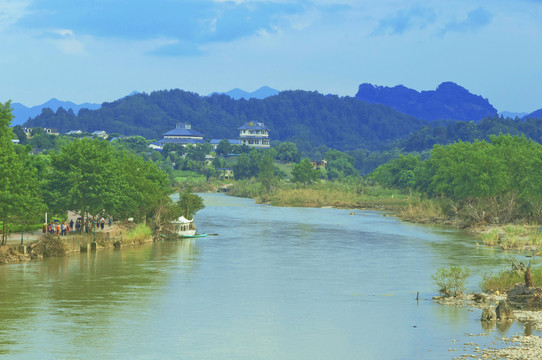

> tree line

[
  {"left": 1, "top": 101, "right": 176, "bottom": 244},
  {"left": 370, "top": 134, "right": 542, "bottom": 224}
]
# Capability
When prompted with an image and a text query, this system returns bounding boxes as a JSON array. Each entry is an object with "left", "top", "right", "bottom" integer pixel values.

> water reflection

[
  {"left": 0, "top": 240, "right": 200, "bottom": 357},
  {"left": 480, "top": 319, "right": 514, "bottom": 334}
]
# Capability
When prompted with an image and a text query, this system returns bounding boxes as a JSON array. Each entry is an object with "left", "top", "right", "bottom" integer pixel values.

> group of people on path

[
  {"left": 43, "top": 216, "right": 112, "bottom": 236},
  {"left": 44, "top": 221, "right": 73, "bottom": 236}
]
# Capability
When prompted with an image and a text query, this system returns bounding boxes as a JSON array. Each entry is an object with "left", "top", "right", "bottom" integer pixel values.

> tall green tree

[
  {"left": 0, "top": 102, "right": 44, "bottom": 244},
  {"left": 291, "top": 158, "right": 319, "bottom": 185},
  {"left": 47, "top": 138, "right": 171, "bottom": 222},
  {"left": 216, "top": 139, "right": 231, "bottom": 156},
  {"left": 12, "top": 125, "right": 26, "bottom": 144},
  {"left": 177, "top": 191, "right": 205, "bottom": 220},
  {"left": 47, "top": 138, "right": 119, "bottom": 218},
  {"left": 233, "top": 152, "right": 259, "bottom": 180},
  {"left": 277, "top": 142, "right": 301, "bottom": 163},
  {"left": 258, "top": 152, "right": 278, "bottom": 192},
  {"left": 325, "top": 150, "right": 359, "bottom": 180}
]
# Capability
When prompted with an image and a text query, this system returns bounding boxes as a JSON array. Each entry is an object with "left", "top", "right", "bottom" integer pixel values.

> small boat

[
  {"left": 171, "top": 216, "right": 196, "bottom": 236},
  {"left": 182, "top": 233, "right": 207, "bottom": 238}
]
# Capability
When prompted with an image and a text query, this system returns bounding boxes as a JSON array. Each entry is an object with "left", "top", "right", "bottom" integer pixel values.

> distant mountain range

[
  {"left": 214, "top": 86, "right": 279, "bottom": 100},
  {"left": 525, "top": 109, "right": 542, "bottom": 119},
  {"left": 499, "top": 111, "right": 528, "bottom": 119},
  {"left": 11, "top": 98, "right": 101, "bottom": 126},
  {"left": 355, "top": 81, "right": 497, "bottom": 122},
  {"left": 10, "top": 88, "right": 279, "bottom": 126}
]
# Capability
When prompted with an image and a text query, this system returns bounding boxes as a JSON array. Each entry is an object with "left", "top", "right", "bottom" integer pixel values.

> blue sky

[{"left": 1, "top": 0, "right": 541, "bottom": 112}]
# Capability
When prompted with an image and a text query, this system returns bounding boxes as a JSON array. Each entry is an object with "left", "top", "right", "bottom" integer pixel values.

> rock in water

[
  {"left": 496, "top": 300, "right": 514, "bottom": 320},
  {"left": 481, "top": 307, "right": 497, "bottom": 321}
]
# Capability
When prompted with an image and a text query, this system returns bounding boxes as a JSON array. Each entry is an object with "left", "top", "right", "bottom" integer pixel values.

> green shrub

[
  {"left": 123, "top": 224, "right": 152, "bottom": 243},
  {"left": 480, "top": 266, "right": 542, "bottom": 293},
  {"left": 431, "top": 266, "right": 471, "bottom": 297},
  {"left": 480, "top": 270, "right": 522, "bottom": 293}
]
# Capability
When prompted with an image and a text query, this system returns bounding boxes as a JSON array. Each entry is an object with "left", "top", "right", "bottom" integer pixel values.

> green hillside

[{"left": 24, "top": 89, "right": 427, "bottom": 151}]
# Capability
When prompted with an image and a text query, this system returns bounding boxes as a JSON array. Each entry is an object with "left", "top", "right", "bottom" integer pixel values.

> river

[{"left": 0, "top": 193, "right": 537, "bottom": 359}]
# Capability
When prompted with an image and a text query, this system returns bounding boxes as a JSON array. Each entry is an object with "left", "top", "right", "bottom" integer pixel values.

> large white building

[{"left": 238, "top": 121, "right": 270, "bottom": 148}]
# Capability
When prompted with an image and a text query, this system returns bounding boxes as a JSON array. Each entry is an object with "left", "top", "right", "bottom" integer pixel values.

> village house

[
  {"left": 65, "top": 130, "right": 83, "bottom": 135},
  {"left": 151, "top": 123, "right": 205, "bottom": 150},
  {"left": 23, "top": 127, "right": 59, "bottom": 138},
  {"left": 238, "top": 121, "right": 270, "bottom": 148},
  {"left": 91, "top": 130, "right": 108, "bottom": 139},
  {"left": 311, "top": 160, "right": 327, "bottom": 170}
]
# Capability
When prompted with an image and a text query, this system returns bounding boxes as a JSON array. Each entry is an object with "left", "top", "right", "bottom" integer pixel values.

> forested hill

[
  {"left": 24, "top": 89, "right": 427, "bottom": 151},
  {"left": 399, "top": 115, "right": 542, "bottom": 152},
  {"left": 525, "top": 108, "right": 542, "bottom": 119},
  {"left": 355, "top": 81, "right": 497, "bottom": 122}
]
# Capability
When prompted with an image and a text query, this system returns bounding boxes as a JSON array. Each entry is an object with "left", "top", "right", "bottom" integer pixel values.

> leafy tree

[
  {"left": 277, "top": 142, "right": 301, "bottom": 163},
  {"left": 27, "top": 132, "right": 55, "bottom": 150},
  {"left": 0, "top": 102, "right": 44, "bottom": 244},
  {"left": 47, "top": 138, "right": 171, "bottom": 223},
  {"left": 369, "top": 154, "right": 421, "bottom": 189},
  {"left": 186, "top": 145, "right": 206, "bottom": 162},
  {"left": 177, "top": 190, "right": 205, "bottom": 220},
  {"left": 291, "top": 158, "right": 319, "bottom": 185},
  {"left": 30, "top": 127, "right": 45, "bottom": 137},
  {"left": 200, "top": 142, "right": 213, "bottom": 155},
  {"left": 46, "top": 138, "right": 120, "bottom": 218},
  {"left": 325, "top": 150, "right": 359, "bottom": 180},
  {"left": 162, "top": 143, "right": 186, "bottom": 156},
  {"left": 216, "top": 139, "right": 231, "bottom": 156},
  {"left": 257, "top": 152, "right": 278, "bottom": 192},
  {"left": 115, "top": 150, "right": 171, "bottom": 220},
  {"left": 12, "top": 125, "right": 26, "bottom": 144},
  {"left": 233, "top": 153, "right": 259, "bottom": 180},
  {"left": 150, "top": 150, "right": 163, "bottom": 162},
  {"left": 112, "top": 136, "right": 150, "bottom": 153}
]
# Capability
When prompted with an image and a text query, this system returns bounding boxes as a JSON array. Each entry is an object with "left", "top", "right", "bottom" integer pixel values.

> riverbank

[
  {"left": 0, "top": 223, "right": 154, "bottom": 265},
  {"left": 225, "top": 181, "right": 542, "bottom": 254}
]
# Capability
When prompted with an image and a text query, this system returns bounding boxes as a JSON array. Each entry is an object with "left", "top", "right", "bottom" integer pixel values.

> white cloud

[
  {"left": 51, "top": 28, "right": 74, "bottom": 38},
  {"left": 0, "top": 0, "right": 30, "bottom": 28}
]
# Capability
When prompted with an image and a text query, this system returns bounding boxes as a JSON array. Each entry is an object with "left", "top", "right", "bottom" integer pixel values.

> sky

[{"left": 0, "top": 0, "right": 541, "bottom": 112}]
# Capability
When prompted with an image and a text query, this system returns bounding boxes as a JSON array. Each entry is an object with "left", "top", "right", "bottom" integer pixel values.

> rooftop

[
  {"left": 163, "top": 128, "right": 204, "bottom": 137},
  {"left": 238, "top": 121, "right": 269, "bottom": 130},
  {"left": 155, "top": 138, "right": 206, "bottom": 145}
]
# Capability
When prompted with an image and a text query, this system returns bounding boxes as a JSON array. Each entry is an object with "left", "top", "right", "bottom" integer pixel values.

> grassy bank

[
  {"left": 478, "top": 225, "right": 542, "bottom": 251},
  {"left": 228, "top": 178, "right": 542, "bottom": 253},
  {"left": 229, "top": 178, "right": 447, "bottom": 221},
  {"left": 121, "top": 223, "right": 153, "bottom": 244}
]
